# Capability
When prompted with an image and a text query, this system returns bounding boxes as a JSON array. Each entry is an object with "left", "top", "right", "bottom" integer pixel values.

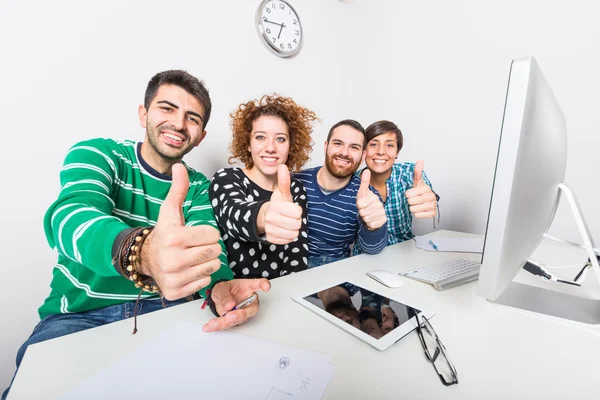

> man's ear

[
  {"left": 361, "top": 150, "right": 366, "bottom": 164},
  {"left": 138, "top": 105, "right": 148, "bottom": 128},
  {"left": 323, "top": 140, "right": 328, "bottom": 154},
  {"left": 195, "top": 130, "right": 207, "bottom": 147}
]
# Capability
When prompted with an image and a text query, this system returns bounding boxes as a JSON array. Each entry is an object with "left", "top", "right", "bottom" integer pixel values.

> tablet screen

[{"left": 302, "top": 282, "right": 421, "bottom": 340}]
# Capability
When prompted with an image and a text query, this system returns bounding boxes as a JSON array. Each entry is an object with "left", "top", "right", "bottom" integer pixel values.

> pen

[
  {"left": 229, "top": 293, "right": 258, "bottom": 313},
  {"left": 428, "top": 240, "right": 439, "bottom": 251}
]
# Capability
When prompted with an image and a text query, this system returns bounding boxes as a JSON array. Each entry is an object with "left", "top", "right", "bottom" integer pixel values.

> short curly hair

[{"left": 229, "top": 94, "right": 318, "bottom": 172}]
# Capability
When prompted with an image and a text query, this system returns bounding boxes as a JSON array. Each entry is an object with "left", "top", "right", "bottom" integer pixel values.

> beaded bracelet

[
  {"left": 113, "top": 226, "right": 166, "bottom": 334},
  {"left": 121, "top": 226, "right": 160, "bottom": 293}
]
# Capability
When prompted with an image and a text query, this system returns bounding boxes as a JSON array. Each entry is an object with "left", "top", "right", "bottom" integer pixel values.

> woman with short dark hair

[{"left": 353, "top": 120, "right": 438, "bottom": 255}]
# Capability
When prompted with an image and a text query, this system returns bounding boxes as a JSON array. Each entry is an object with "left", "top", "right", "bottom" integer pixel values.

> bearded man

[{"left": 293, "top": 120, "right": 388, "bottom": 268}]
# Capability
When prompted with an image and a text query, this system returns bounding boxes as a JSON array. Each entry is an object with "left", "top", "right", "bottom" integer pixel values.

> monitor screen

[
  {"left": 476, "top": 57, "right": 600, "bottom": 326},
  {"left": 479, "top": 56, "right": 567, "bottom": 300},
  {"left": 302, "top": 282, "right": 421, "bottom": 339}
]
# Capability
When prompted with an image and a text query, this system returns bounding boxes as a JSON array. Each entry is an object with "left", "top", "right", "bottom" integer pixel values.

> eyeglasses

[{"left": 414, "top": 312, "right": 459, "bottom": 386}]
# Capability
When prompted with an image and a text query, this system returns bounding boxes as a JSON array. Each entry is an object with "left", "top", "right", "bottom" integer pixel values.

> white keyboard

[{"left": 399, "top": 259, "right": 481, "bottom": 291}]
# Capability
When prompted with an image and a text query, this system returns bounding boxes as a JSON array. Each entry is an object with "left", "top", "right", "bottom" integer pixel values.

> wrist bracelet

[
  {"left": 120, "top": 226, "right": 160, "bottom": 294},
  {"left": 114, "top": 226, "right": 167, "bottom": 334},
  {"left": 200, "top": 279, "right": 230, "bottom": 317},
  {"left": 112, "top": 227, "right": 136, "bottom": 277}
]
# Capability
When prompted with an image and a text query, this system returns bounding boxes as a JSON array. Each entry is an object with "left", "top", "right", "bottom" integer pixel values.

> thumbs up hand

[
  {"left": 405, "top": 160, "right": 437, "bottom": 218},
  {"left": 138, "top": 163, "right": 223, "bottom": 300},
  {"left": 356, "top": 169, "right": 387, "bottom": 230},
  {"left": 412, "top": 159, "right": 425, "bottom": 189},
  {"left": 270, "top": 164, "right": 294, "bottom": 203},
  {"left": 261, "top": 164, "right": 303, "bottom": 245}
]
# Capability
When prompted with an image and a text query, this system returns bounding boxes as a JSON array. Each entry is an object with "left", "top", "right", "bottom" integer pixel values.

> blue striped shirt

[
  {"left": 293, "top": 167, "right": 388, "bottom": 259},
  {"left": 353, "top": 162, "right": 434, "bottom": 255}
]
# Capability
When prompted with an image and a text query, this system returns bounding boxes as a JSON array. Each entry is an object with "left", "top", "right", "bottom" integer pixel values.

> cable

[
  {"left": 528, "top": 257, "right": 588, "bottom": 270},
  {"left": 539, "top": 234, "right": 600, "bottom": 285},
  {"left": 573, "top": 264, "right": 591, "bottom": 283},
  {"left": 543, "top": 233, "right": 600, "bottom": 255},
  {"left": 523, "top": 261, "right": 582, "bottom": 287}
]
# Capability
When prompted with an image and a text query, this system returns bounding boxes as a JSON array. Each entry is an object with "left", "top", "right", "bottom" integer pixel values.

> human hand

[
  {"left": 263, "top": 165, "right": 303, "bottom": 245},
  {"left": 356, "top": 169, "right": 387, "bottom": 230},
  {"left": 139, "top": 164, "right": 223, "bottom": 300},
  {"left": 405, "top": 160, "right": 437, "bottom": 218},
  {"left": 203, "top": 278, "right": 271, "bottom": 332}
]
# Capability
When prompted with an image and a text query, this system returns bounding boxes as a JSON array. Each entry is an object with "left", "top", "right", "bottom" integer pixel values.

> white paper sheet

[
  {"left": 62, "top": 321, "right": 334, "bottom": 400},
  {"left": 414, "top": 236, "right": 484, "bottom": 253}
]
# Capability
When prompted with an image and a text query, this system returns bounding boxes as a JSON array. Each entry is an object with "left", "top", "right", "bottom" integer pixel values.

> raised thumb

[
  {"left": 358, "top": 169, "right": 371, "bottom": 198},
  {"left": 158, "top": 163, "right": 189, "bottom": 227},
  {"left": 276, "top": 164, "right": 293, "bottom": 202},
  {"left": 413, "top": 160, "right": 424, "bottom": 188}
]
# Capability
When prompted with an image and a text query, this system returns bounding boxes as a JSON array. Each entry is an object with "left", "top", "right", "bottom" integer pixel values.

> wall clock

[{"left": 256, "top": 0, "right": 303, "bottom": 58}]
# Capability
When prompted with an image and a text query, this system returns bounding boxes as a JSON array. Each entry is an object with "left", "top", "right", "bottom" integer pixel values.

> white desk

[{"left": 8, "top": 230, "right": 600, "bottom": 399}]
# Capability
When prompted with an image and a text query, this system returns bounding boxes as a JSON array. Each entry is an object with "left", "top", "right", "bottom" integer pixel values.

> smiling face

[
  {"left": 381, "top": 307, "right": 397, "bottom": 334},
  {"left": 248, "top": 115, "right": 290, "bottom": 178},
  {"left": 365, "top": 132, "right": 399, "bottom": 175},
  {"left": 139, "top": 84, "right": 207, "bottom": 169},
  {"left": 324, "top": 125, "right": 365, "bottom": 179},
  {"left": 327, "top": 302, "right": 360, "bottom": 330},
  {"left": 361, "top": 317, "right": 384, "bottom": 339}
]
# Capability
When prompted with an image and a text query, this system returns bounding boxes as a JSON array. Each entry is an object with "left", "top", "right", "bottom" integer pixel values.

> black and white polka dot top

[{"left": 209, "top": 167, "right": 308, "bottom": 279}]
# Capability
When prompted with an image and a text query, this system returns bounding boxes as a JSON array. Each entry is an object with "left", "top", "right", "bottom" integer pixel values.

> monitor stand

[
  {"left": 495, "top": 282, "right": 600, "bottom": 325},
  {"left": 493, "top": 183, "right": 600, "bottom": 328}
]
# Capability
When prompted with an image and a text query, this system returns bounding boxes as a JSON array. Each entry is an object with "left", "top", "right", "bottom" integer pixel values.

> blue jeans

[
  {"left": 2, "top": 297, "right": 187, "bottom": 400},
  {"left": 307, "top": 255, "right": 345, "bottom": 269}
]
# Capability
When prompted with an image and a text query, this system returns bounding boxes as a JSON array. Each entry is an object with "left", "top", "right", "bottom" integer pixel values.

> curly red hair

[{"left": 228, "top": 94, "right": 318, "bottom": 172}]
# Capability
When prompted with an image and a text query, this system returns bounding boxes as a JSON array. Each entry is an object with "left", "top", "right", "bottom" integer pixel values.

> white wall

[
  {"left": 0, "top": 0, "right": 598, "bottom": 389},
  {"left": 361, "top": 0, "right": 600, "bottom": 241}
]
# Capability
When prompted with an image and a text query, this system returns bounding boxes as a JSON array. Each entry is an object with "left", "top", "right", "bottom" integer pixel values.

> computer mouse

[{"left": 366, "top": 270, "right": 404, "bottom": 288}]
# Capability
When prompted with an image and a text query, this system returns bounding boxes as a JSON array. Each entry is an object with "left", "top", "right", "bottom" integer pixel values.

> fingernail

[{"left": 202, "top": 324, "right": 209, "bottom": 332}]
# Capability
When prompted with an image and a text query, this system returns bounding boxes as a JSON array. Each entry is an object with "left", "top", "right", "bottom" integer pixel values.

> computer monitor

[{"left": 478, "top": 56, "right": 600, "bottom": 326}]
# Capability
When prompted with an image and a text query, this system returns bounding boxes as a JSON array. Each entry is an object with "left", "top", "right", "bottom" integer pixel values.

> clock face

[{"left": 256, "top": 0, "right": 302, "bottom": 57}]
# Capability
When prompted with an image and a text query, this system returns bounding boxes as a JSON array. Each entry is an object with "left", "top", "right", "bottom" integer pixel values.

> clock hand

[
  {"left": 263, "top": 19, "right": 283, "bottom": 27},
  {"left": 277, "top": 23, "right": 285, "bottom": 39}
]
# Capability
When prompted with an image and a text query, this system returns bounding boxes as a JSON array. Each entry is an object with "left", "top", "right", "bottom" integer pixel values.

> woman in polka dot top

[{"left": 209, "top": 94, "right": 318, "bottom": 279}]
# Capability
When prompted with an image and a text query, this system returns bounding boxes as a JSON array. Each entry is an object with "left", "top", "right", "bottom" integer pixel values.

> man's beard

[
  {"left": 146, "top": 122, "right": 190, "bottom": 161},
  {"left": 325, "top": 152, "right": 360, "bottom": 179}
]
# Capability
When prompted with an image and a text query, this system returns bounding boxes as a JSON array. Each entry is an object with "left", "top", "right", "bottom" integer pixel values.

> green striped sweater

[{"left": 39, "top": 138, "right": 233, "bottom": 319}]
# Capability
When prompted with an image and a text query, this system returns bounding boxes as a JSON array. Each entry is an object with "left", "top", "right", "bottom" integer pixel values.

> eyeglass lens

[{"left": 420, "top": 316, "right": 458, "bottom": 384}]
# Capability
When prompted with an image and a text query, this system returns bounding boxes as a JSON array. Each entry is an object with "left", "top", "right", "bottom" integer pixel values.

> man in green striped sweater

[{"left": 3, "top": 70, "right": 270, "bottom": 399}]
